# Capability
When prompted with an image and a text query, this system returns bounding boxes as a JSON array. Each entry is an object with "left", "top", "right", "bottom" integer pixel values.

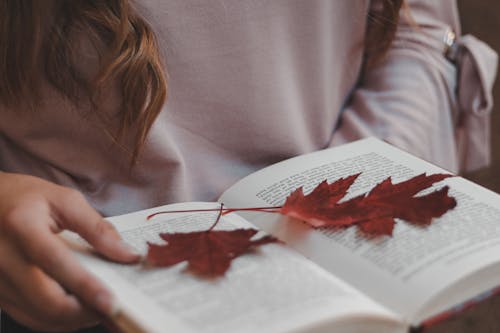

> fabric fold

[{"left": 451, "top": 35, "right": 498, "bottom": 171}]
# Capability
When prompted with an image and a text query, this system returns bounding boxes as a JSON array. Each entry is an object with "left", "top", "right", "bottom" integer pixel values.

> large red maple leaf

[
  {"left": 281, "top": 173, "right": 456, "bottom": 236},
  {"left": 145, "top": 173, "right": 456, "bottom": 276},
  {"left": 146, "top": 205, "right": 278, "bottom": 276}
]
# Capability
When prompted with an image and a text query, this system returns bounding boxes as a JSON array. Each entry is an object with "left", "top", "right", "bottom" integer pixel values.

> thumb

[{"left": 52, "top": 190, "right": 141, "bottom": 263}]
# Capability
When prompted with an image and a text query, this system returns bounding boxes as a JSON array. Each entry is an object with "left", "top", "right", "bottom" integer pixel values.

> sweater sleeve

[{"left": 330, "top": 0, "right": 497, "bottom": 173}]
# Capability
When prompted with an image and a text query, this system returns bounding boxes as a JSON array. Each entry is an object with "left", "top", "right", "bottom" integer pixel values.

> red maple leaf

[
  {"left": 146, "top": 206, "right": 278, "bottom": 276},
  {"left": 145, "top": 173, "right": 456, "bottom": 275},
  {"left": 281, "top": 173, "right": 456, "bottom": 236}
]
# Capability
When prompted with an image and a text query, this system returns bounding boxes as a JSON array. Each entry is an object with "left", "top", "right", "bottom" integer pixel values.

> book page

[
  {"left": 220, "top": 138, "right": 500, "bottom": 322},
  {"left": 68, "top": 202, "right": 400, "bottom": 333}
]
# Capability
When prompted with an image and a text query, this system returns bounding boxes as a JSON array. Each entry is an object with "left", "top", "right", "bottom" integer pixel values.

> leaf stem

[
  {"left": 208, "top": 203, "right": 225, "bottom": 231},
  {"left": 147, "top": 206, "right": 283, "bottom": 220}
]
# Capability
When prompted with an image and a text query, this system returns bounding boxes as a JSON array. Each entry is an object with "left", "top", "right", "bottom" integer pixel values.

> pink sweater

[{"left": 0, "top": 0, "right": 496, "bottom": 216}]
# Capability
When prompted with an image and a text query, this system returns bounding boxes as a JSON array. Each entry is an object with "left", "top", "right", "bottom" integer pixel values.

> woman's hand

[{"left": 0, "top": 172, "right": 140, "bottom": 331}]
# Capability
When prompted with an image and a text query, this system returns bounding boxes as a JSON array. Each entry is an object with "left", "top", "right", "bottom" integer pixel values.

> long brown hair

[
  {"left": 365, "top": 0, "right": 404, "bottom": 68},
  {"left": 0, "top": 0, "right": 166, "bottom": 164},
  {"left": 0, "top": 0, "right": 402, "bottom": 163}
]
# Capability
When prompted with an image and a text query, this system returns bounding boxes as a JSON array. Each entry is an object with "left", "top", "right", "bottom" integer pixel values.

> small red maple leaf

[
  {"left": 281, "top": 173, "right": 456, "bottom": 236},
  {"left": 146, "top": 205, "right": 278, "bottom": 276}
]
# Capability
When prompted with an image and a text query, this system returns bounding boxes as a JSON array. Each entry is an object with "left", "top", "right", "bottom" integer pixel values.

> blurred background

[{"left": 459, "top": 0, "right": 500, "bottom": 193}]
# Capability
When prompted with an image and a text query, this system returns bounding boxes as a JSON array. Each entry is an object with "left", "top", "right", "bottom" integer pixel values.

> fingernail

[
  {"left": 96, "top": 291, "right": 119, "bottom": 316},
  {"left": 118, "top": 241, "right": 142, "bottom": 257}
]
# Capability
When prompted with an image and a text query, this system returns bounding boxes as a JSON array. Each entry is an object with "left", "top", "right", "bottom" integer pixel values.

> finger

[
  {"left": 12, "top": 220, "right": 118, "bottom": 317},
  {"left": 103, "top": 318, "right": 124, "bottom": 333},
  {"left": 2, "top": 304, "right": 57, "bottom": 332},
  {"left": 15, "top": 267, "right": 100, "bottom": 327},
  {"left": 0, "top": 270, "right": 18, "bottom": 306},
  {"left": 50, "top": 189, "right": 140, "bottom": 263},
  {"left": 0, "top": 233, "right": 100, "bottom": 328},
  {"left": 3, "top": 303, "right": 99, "bottom": 333},
  {"left": 0, "top": 237, "right": 34, "bottom": 307}
]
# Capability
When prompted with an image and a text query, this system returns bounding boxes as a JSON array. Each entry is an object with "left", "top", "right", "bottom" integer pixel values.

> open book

[{"left": 69, "top": 138, "right": 500, "bottom": 333}]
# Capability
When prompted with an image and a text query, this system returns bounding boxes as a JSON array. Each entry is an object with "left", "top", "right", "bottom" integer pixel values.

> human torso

[{"left": 0, "top": 0, "right": 368, "bottom": 216}]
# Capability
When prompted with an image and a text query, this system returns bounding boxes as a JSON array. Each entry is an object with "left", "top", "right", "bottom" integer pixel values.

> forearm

[
  {"left": 331, "top": 0, "right": 496, "bottom": 173},
  {"left": 330, "top": 45, "right": 459, "bottom": 172}
]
